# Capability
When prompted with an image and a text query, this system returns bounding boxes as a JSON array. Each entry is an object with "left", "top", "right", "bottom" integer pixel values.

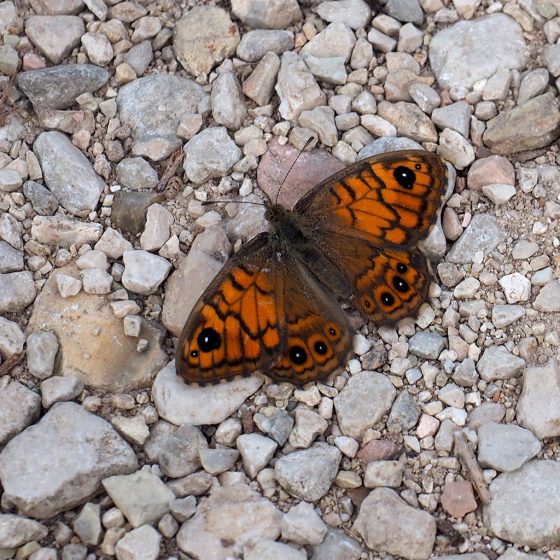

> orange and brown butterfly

[{"left": 176, "top": 149, "right": 449, "bottom": 386}]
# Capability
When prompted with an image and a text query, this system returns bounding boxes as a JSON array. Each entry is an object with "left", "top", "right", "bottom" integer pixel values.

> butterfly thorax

[{"left": 265, "top": 203, "right": 309, "bottom": 250}]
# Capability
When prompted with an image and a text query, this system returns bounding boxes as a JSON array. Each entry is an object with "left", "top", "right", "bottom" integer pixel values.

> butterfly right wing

[{"left": 294, "top": 150, "right": 447, "bottom": 324}]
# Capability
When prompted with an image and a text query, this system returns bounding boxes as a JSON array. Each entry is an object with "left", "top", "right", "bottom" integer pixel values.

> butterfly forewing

[{"left": 295, "top": 150, "right": 447, "bottom": 247}]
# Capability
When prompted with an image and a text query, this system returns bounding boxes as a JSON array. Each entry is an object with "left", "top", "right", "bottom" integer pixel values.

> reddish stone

[
  {"left": 466, "top": 155, "right": 515, "bottom": 191},
  {"left": 357, "top": 439, "right": 401, "bottom": 464},
  {"left": 440, "top": 480, "right": 478, "bottom": 518},
  {"left": 257, "top": 137, "right": 344, "bottom": 209},
  {"left": 22, "top": 53, "right": 47, "bottom": 71}
]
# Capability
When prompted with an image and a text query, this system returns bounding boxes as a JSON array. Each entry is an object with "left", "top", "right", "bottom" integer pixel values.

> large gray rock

[
  {"left": 429, "top": 14, "right": 525, "bottom": 91},
  {"left": 483, "top": 93, "right": 560, "bottom": 154},
  {"left": 34, "top": 131, "right": 105, "bottom": 216},
  {"left": 353, "top": 488, "right": 436, "bottom": 559},
  {"left": 117, "top": 74, "right": 209, "bottom": 161},
  {"left": 0, "top": 402, "right": 138, "bottom": 519},
  {"left": 484, "top": 460, "right": 560, "bottom": 547},
  {"left": 17, "top": 64, "right": 110, "bottom": 109},
  {"left": 478, "top": 422, "right": 541, "bottom": 472},
  {"left": 177, "top": 484, "right": 282, "bottom": 559}
]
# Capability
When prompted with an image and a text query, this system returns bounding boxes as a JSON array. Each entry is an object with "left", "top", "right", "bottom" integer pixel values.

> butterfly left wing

[
  {"left": 176, "top": 233, "right": 352, "bottom": 386},
  {"left": 176, "top": 233, "right": 286, "bottom": 384},
  {"left": 294, "top": 150, "right": 448, "bottom": 324}
]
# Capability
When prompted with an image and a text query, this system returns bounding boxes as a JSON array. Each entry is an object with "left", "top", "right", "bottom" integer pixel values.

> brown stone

[
  {"left": 467, "top": 155, "right": 515, "bottom": 191},
  {"left": 27, "top": 264, "right": 168, "bottom": 392},
  {"left": 440, "top": 480, "right": 478, "bottom": 517},
  {"left": 483, "top": 93, "right": 560, "bottom": 154},
  {"left": 357, "top": 439, "right": 401, "bottom": 464}
]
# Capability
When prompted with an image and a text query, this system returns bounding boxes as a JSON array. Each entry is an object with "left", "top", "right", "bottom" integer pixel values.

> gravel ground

[{"left": 1, "top": 0, "right": 560, "bottom": 559}]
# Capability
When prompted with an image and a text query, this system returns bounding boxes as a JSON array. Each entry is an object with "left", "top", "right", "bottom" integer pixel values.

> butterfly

[{"left": 176, "top": 150, "right": 448, "bottom": 386}]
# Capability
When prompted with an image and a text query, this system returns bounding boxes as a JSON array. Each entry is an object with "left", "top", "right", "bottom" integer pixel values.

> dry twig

[{"left": 453, "top": 430, "right": 491, "bottom": 504}]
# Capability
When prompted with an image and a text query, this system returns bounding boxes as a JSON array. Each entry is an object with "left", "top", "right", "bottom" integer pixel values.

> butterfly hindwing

[
  {"left": 176, "top": 234, "right": 352, "bottom": 386},
  {"left": 269, "top": 254, "right": 352, "bottom": 384}
]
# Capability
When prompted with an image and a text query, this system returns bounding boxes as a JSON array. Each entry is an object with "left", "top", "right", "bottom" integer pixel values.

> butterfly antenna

[
  {"left": 202, "top": 200, "right": 267, "bottom": 207},
  {"left": 274, "top": 136, "right": 315, "bottom": 206}
]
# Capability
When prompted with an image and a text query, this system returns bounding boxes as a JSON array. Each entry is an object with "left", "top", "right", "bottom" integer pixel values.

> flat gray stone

[
  {"left": 275, "top": 443, "right": 341, "bottom": 501},
  {"left": 117, "top": 73, "right": 208, "bottom": 161},
  {"left": 144, "top": 421, "right": 207, "bottom": 478},
  {"left": 0, "top": 240, "right": 23, "bottom": 273},
  {"left": 447, "top": 214, "right": 506, "bottom": 264},
  {"left": 26, "top": 330, "right": 59, "bottom": 379},
  {"left": 23, "top": 181, "right": 59, "bottom": 215},
  {"left": 517, "top": 360, "right": 560, "bottom": 439},
  {"left": 236, "top": 29, "right": 294, "bottom": 62},
  {"left": 176, "top": 484, "right": 282, "bottom": 559},
  {"left": 484, "top": 460, "right": 560, "bottom": 547},
  {"left": 0, "top": 514, "right": 47, "bottom": 548},
  {"left": 429, "top": 14, "right": 525, "bottom": 91},
  {"left": 334, "top": 371, "right": 396, "bottom": 439},
  {"left": 25, "top": 15, "right": 84, "bottom": 63},
  {"left": 0, "top": 381, "right": 41, "bottom": 446},
  {"left": 102, "top": 470, "right": 175, "bottom": 528},
  {"left": 183, "top": 126, "right": 242, "bottom": 184},
  {"left": 0, "top": 402, "right": 137, "bottom": 519},
  {"left": 478, "top": 422, "right": 541, "bottom": 472},
  {"left": 0, "top": 271, "right": 36, "bottom": 313},
  {"left": 17, "top": 64, "right": 110, "bottom": 110},
  {"left": 152, "top": 361, "right": 263, "bottom": 426},
  {"left": 34, "top": 131, "right": 105, "bottom": 216},
  {"left": 174, "top": 5, "right": 239, "bottom": 76},
  {"left": 0, "top": 316, "right": 25, "bottom": 358},
  {"left": 477, "top": 346, "right": 525, "bottom": 382},
  {"left": 353, "top": 487, "right": 436, "bottom": 559},
  {"left": 408, "top": 332, "right": 445, "bottom": 359}
]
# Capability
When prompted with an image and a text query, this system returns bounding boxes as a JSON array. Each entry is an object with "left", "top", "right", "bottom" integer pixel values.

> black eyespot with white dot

[
  {"left": 393, "top": 275, "right": 410, "bottom": 293},
  {"left": 289, "top": 345, "right": 307, "bottom": 365},
  {"left": 197, "top": 328, "right": 222, "bottom": 353},
  {"left": 396, "top": 262, "right": 408, "bottom": 274},
  {"left": 393, "top": 166, "right": 416, "bottom": 190},
  {"left": 415, "top": 163, "right": 421, "bottom": 170},
  {"left": 326, "top": 325, "right": 338, "bottom": 338},
  {"left": 381, "top": 292, "right": 395, "bottom": 307},
  {"left": 314, "top": 341, "right": 328, "bottom": 355}
]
